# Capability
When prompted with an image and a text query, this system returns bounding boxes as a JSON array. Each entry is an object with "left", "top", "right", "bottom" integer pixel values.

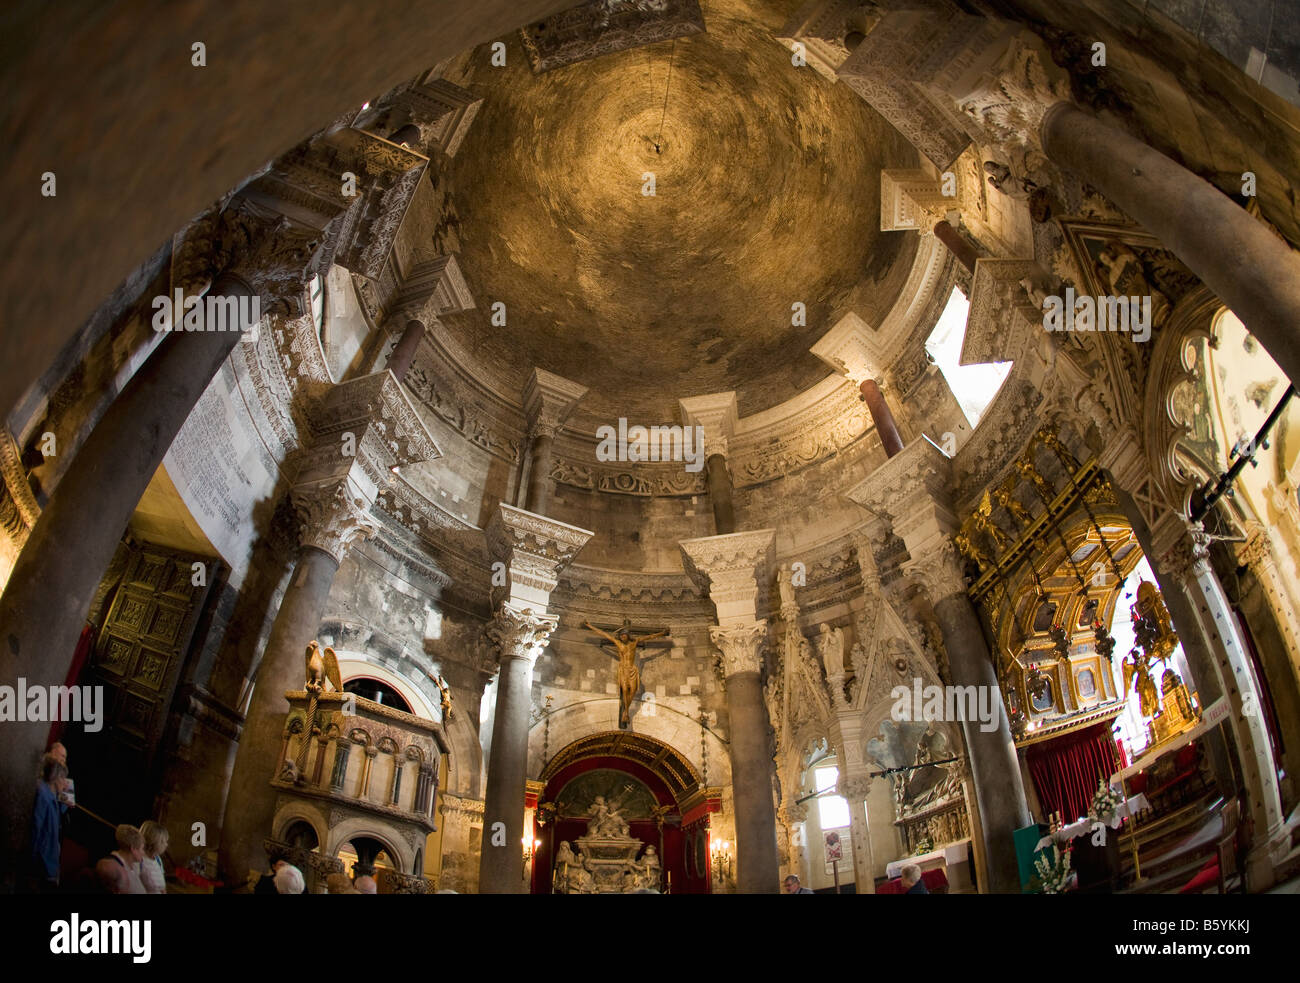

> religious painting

[
  {"left": 823, "top": 829, "right": 853, "bottom": 876},
  {"left": 554, "top": 769, "right": 657, "bottom": 821},
  {"left": 1077, "top": 668, "right": 1097, "bottom": 699}
]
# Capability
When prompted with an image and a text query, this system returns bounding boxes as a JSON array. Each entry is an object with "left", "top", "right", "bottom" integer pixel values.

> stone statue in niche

[
  {"left": 816, "top": 623, "right": 845, "bottom": 677},
  {"left": 582, "top": 618, "right": 671, "bottom": 728},
  {"left": 777, "top": 565, "right": 797, "bottom": 609}
]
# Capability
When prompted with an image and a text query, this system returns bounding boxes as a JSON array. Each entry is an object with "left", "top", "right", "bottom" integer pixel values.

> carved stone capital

[
  {"left": 1237, "top": 524, "right": 1275, "bottom": 573},
  {"left": 838, "top": 774, "right": 873, "bottom": 802},
  {"left": 902, "top": 538, "right": 969, "bottom": 604},
  {"left": 486, "top": 603, "right": 559, "bottom": 668},
  {"left": 394, "top": 254, "right": 475, "bottom": 322},
  {"left": 291, "top": 481, "right": 379, "bottom": 565},
  {"left": 949, "top": 30, "right": 1073, "bottom": 160},
  {"left": 709, "top": 621, "right": 768, "bottom": 679},
  {"left": 811, "top": 311, "right": 882, "bottom": 386},
  {"left": 1160, "top": 524, "right": 1212, "bottom": 583}
]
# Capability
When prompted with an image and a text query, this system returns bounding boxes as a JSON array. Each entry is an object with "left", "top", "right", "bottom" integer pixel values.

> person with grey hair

[
  {"left": 783, "top": 874, "right": 814, "bottom": 894},
  {"left": 353, "top": 874, "right": 377, "bottom": 894},
  {"left": 274, "top": 863, "right": 306, "bottom": 894},
  {"left": 900, "top": 864, "right": 929, "bottom": 894}
]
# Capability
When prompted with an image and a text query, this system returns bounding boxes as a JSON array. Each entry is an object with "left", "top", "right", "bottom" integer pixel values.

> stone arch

[{"left": 326, "top": 819, "right": 413, "bottom": 875}]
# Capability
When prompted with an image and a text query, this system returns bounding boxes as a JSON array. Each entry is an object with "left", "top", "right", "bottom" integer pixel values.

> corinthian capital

[
  {"left": 838, "top": 775, "right": 873, "bottom": 802},
  {"left": 486, "top": 603, "right": 559, "bottom": 667},
  {"left": 709, "top": 621, "right": 768, "bottom": 679},
  {"left": 902, "top": 538, "right": 968, "bottom": 604},
  {"left": 1160, "top": 524, "right": 1212, "bottom": 583},
  {"left": 291, "top": 481, "right": 378, "bottom": 564}
]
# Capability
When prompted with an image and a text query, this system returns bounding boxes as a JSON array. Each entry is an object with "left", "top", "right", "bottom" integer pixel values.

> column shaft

[
  {"left": 931, "top": 593, "right": 1031, "bottom": 893},
  {"left": 705, "top": 454, "right": 736, "bottom": 535},
  {"left": 725, "top": 670, "right": 780, "bottom": 893},
  {"left": 386, "top": 319, "right": 425, "bottom": 383},
  {"left": 1043, "top": 103, "right": 1300, "bottom": 389},
  {"left": 219, "top": 544, "right": 339, "bottom": 885},
  {"left": 478, "top": 654, "right": 533, "bottom": 893},
  {"left": 859, "top": 380, "right": 904, "bottom": 458},
  {"left": 525, "top": 432, "right": 555, "bottom": 516},
  {"left": 933, "top": 220, "right": 977, "bottom": 273},
  {"left": 0, "top": 277, "right": 253, "bottom": 877}
]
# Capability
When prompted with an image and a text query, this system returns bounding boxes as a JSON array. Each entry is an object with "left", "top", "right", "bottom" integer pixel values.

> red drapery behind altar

[{"left": 1025, "top": 722, "right": 1118, "bottom": 823}]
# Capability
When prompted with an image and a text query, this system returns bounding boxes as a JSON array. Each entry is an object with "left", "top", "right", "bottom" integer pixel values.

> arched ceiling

[{"left": 435, "top": 0, "right": 920, "bottom": 422}]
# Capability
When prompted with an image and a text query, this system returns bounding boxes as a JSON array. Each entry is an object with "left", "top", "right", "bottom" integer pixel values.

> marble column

[
  {"left": 932, "top": 220, "right": 977, "bottom": 273},
  {"left": 0, "top": 275, "right": 256, "bottom": 876},
  {"left": 680, "top": 392, "right": 740, "bottom": 537},
  {"left": 520, "top": 368, "right": 587, "bottom": 516},
  {"left": 480, "top": 604, "right": 556, "bottom": 893},
  {"left": 858, "top": 379, "right": 904, "bottom": 458},
  {"left": 839, "top": 774, "right": 876, "bottom": 894},
  {"left": 1157, "top": 523, "right": 1289, "bottom": 885},
  {"left": 477, "top": 505, "right": 592, "bottom": 893},
  {"left": 386, "top": 318, "right": 426, "bottom": 382},
  {"left": 705, "top": 454, "right": 736, "bottom": 534},
  {"left": 218, "top": 483, "right": 377, "bottom": 885},
  {"left": 848, "top": 439, "right": 1031, "bottom": 893},
  {"left": 681, "top": 529, "right": 780, "bottom": 893},
  {"left": 525, "top": 426, "right": 557, "bottom": 516},
  {"left": 1040, "top": 102, "right": 1300, "bottom": 389}
]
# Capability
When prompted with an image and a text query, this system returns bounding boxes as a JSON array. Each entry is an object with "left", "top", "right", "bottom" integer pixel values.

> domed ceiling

[{"left": 435, "top": 0, "right": 920, "bottom": 423}]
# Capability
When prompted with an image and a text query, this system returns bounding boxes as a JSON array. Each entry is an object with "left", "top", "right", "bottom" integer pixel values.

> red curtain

[{"left": 1025, "top": 722, "right": 1117, "bottom": 823}]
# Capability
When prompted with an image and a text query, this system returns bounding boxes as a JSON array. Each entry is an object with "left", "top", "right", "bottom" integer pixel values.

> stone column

[
  {"left": 0, "top": 275, "right": 258, "bottom": 875},
  {"left": 1159, "top": 524, "right": 1289, "bottom": 885},
  {"left": 810, "top": 318, "right": 906, "bottom": 458},
  {"left": 520, "top": 368, "right": 587, "bottom": 515},
  {"left": 932, "top": 220, "right": 977, "bottom": 273},
  {"left": 839, "top": 774, "right": 876, "bottom": 894},
  {"left": 858, "top": 379, "right": 904, "bottom": 458},
  {"left": 478, "top": 505, "right": 592, "bottom": 893},
  {"left": 848, "top": 439, "right": 1031, "bottom": 893},
  {"left": 218, "top": 483, "right": 376, "bottom": 885},
  {"left": 480, "top": 605, "right": 555, "bottom": 893},
  {"left": 1040, "top": 102, "right": 1300, "bottom": 389},
  {"left": 386, "top": 318, "right": 426, "bottom": 382},
  {"left": 680, "top": 392, "right": 740, "bottom": 536},
  {"left": 681, "top": 529, "right": 781, "bottom": 893}
]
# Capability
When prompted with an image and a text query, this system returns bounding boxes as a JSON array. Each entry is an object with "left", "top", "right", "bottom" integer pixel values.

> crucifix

[{"left": 582, "top": 618, "right": 671, "bottom": 728}]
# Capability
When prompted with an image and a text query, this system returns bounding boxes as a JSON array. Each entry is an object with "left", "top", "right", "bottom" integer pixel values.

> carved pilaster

[{"left": 710, "top": 621, "right": 768, "bottom": 679}]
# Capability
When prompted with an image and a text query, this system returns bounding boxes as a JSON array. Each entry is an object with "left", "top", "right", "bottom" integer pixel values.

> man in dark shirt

[{"left": 901, "top": 864, "right": 929, "bottom": 894}]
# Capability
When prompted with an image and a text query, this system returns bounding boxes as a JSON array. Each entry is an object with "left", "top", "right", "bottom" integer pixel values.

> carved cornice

[
  {"left": 679, "top": 529, "right": 776, "bottom": 616},
  {"left": 520, "top": 0, "right": 706, "bottom": 74},
  {"left": 523, "top": 367, "right": 588, "bottom": 434},
  {"left": 709, "top": 621, "right": 768, "bottom": 679},
  {"left": 901, "top": 538, "right": 968, "bottom": 604},
  {"left": 846, "top": 435, "right": 954, "bottom": 522},
  {"left": 486, "top": 504, "right": 593, "bottom": 571},
  {"left": 308, "top": 370, "right": 441, "bottom": 470},
  {"left": 679, "top": 391, "right": 739, "bottom": 459}
]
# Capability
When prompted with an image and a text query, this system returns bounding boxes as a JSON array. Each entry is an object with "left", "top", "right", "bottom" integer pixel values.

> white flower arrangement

[
  {"left": 1033, "top": 843, "right": 1073, "bottom": 894},
  {"left": 1089, "top": 781, "right": 1123, "bottom": 825}
]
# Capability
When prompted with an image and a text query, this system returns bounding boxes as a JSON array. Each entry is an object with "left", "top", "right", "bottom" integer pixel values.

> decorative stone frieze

[{"left": 520, "top": 0, "right": 706, "bottom": 74}]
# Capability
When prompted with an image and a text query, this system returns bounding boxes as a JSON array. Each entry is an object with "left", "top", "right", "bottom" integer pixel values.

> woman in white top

[{"left": 139, "top": 821, "right": 169, "bottom": 894}]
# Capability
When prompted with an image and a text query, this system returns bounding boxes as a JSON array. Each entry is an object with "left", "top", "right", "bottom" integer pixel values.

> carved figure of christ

[{"left": 582, "top": 619, "right": 671, "bottom": 728}]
